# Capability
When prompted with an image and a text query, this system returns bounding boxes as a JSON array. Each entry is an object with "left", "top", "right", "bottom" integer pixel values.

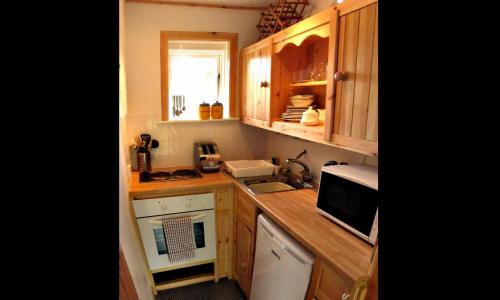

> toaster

[{"left": 194, "top": 142, "right": 222, "bottom": 172}]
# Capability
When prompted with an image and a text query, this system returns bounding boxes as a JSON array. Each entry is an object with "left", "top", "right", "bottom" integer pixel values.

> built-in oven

[
  {"left": 133, "top": 193, "right": 216, "bottom": 272},
  {"left": 316, "top": 164, "right": 378, "bottom": 245}
]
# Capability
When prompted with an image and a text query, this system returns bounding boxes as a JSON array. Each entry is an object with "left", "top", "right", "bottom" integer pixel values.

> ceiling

[{"left": 165, "top": 0, "right": 271, "bottom": 6}]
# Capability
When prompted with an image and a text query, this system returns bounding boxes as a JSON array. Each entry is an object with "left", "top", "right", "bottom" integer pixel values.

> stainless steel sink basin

[
  {"left": 240, "top": 175, "right": 314, "bottom": 195},
  {"left": 247, "top": 182, "right": 296, "bottom": 193}
]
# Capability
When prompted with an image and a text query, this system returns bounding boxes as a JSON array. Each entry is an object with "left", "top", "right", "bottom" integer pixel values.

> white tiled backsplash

[
  {"left": 126, "top": 114, "right": 268, "bottom": 169},
  {"left": 264, "top": 131, "right": 377, "bottom": 184},
  {"left": 125, "top": 113, "right": 378, "bottom": 176}
]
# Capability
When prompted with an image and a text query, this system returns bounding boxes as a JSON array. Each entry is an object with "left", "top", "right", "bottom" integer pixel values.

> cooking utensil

[
  {"left": 140, "top": 134, "right": 151, "bottom": 149},
  {"left": 182, "top": 95, "right": 185, "bottom": 111},
  {"left": 175, "top": 96, "right": 181, "bottom": 116},
  {"left": 172, "top": 95, "right": 176, "bottom": 118},
  {"left": 135, "top": 135, "right": 142, "bottom": 147},
  {"left": 151, "top": 140, "right": 159, "bottom": 149}
]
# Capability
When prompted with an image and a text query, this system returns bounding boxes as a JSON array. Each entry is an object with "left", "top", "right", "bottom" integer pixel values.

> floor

[{"left": 156, "top": 279, "right": 246, "bottom": 300}]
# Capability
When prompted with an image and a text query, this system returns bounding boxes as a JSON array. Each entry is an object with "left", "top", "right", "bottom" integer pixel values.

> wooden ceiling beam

[{"left": 126, "top": 0, "right": 267, "bottom": 10}]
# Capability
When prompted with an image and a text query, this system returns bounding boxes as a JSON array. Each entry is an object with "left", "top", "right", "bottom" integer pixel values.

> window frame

[{"left": 160, "top": 31, "right": 238, "bottom": 121}]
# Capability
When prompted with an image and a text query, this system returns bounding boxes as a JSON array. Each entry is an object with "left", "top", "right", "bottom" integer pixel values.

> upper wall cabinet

[
  {"left": 240, "top": 38, "right": 273, "bottom": 128},
  {"left": 331, "top": 1, "right": 378, "bottom": 156},
  {"left": 239, "top": 0, "right": 378, "bottom": 157}
]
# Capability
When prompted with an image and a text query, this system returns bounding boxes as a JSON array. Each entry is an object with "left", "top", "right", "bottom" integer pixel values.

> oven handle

[{"left": 147, "top": 213, "right": 206, "bottom": 224}]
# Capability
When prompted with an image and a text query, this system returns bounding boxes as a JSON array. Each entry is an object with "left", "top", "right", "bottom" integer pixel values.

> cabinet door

[
  {"left": 332, "top": 2, "right": 378, "bottom": 156},
  {"left": 235, "top": 220, "right": 253, "bottom": 297},
  {"left": 315, "top": 263, "right": 353, "bottom": 300},
  {"left": 240, "top": 38, "right": 272, "bottom": 127},
  {"left": 215, "top": 187, "right": 233, "bottom": 280}
]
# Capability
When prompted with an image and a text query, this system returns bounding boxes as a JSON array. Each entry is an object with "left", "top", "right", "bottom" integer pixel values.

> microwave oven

[{"left": 316, "top": 164, "right": 378, "bottom": 245}]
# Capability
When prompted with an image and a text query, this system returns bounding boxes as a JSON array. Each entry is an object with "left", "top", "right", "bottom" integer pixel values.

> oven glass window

[
  {"left": 193, "top": 222, "right": 206, "bottom": 248},
  {"left": 317, "top": 172, "right": 378, "bottom": 236},
  {"left": 153, "top": 228, "right": 168, "bottom": 255},
  {"left": 153, "top": 222, "right": 206, "bottom": 255}
]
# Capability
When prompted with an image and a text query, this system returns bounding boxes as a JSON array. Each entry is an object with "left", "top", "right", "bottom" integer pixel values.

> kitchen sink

[{"left": 240, "top": 174, "right": 314, "bottom": 195}]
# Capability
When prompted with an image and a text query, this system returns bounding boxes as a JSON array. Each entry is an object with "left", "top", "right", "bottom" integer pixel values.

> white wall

[
  {"left": 120, "top": 1, "right": 155, "bottom": 299},
  {"left": 265, "top": 131, "right": 377, "bottom": 183},
  {"left": 304, "top": 0, "right": 338, "bottom": 17},
  {"left": 125, "top": 3, "right": 267, "bottom": 168}
]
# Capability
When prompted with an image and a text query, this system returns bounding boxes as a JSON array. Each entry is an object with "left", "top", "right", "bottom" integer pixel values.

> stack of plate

[{"left": 282, "top": 105, "right": 317, "bottom": 122}]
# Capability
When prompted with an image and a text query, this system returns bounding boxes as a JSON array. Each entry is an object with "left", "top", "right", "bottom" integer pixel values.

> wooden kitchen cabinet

[
  {"left": 330, "top": 1, "right": 378, "bottom": 156},
  {"left": 238, "top": 0, "right": 378, "bottom": 157},
  {"left": 233, "top": 187, "right": 258, "bottom": 297},
  {"left": 240, "top": 37, "right": 272, "bottom": 128},
  {"left": 307, "top": 260, "right": 354, "bottom": 300},
  {"left": 215, "top": 187, "right": 234, "bottom": 280},
  {"left": 269, "top": 7, "right": 332, "bottom": 141}
]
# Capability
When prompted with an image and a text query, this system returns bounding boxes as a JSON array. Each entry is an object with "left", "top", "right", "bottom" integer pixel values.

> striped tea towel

[{"left": 162, "top": 216, "right": 196, "bottom": 263}]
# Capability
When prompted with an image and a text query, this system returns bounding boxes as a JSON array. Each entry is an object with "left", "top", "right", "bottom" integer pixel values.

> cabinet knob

[
  {"left": 260, "top": 81, "right": 269, "bottom": 88},
  {"left": 341, "top": 292, "right": 351, "bottom": 300},
  {"left": 334, "top": 72, "right": 346, "bottom": 81}
]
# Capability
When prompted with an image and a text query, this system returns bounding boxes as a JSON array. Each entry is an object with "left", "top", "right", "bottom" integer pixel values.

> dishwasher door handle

[{"left": 271, "top": 249, "right": 281, "bottom": 260}]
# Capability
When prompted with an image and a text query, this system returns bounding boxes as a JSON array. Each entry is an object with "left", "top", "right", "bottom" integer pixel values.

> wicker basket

[{"left": 224, "top": 160, "right": 276, "bottom": 178}]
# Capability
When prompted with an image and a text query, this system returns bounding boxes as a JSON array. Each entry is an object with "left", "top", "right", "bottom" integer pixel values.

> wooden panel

[
  {"left": 272, "top": 121, "right": 324, "bottom": 141},
  {"left": 305, "top": 259, "right": 323, "bottom": 300},
  {"left": 236, "top": 188, "right": 257, "bottom": 228},
  {"left": 366, "top": 246, "right": 378, "bottom": 300},
  {"left": 315, "top": 262, "right": 353, "bottom": 300},
  {"left": 119, "top": 248, "right": 139, "bottom": 300},
  {"left": 258, "top": 48, "right": 266, "bottom": 121},
  {"left": 160, "top": 32, "right": 168, "bottom": 121},
  {"left": 264, "top": 39, "right": 273, "bottom": 126},
  {"left": 351, "top": 4, "right": 376, "bottom": 139},
  {"left": 215, "top": 188, "right": 231, "bottom": 278},
  {"left": 365, "top": 4, "right": 378, "bottom": 142},
  {"left": 238, "top": 50, "right": 245, "bottom": 119},
  {"left": 338, "top": 0, "right": 378, "bottom": 16},
  {"left": 324, "top": 8, "right": 339, "bottom": 141},
  {"left": 126, "top": 0, "right": 266, "bottom": 10},
  {"left": 332, "top": 134, "right": 378, "bottom": 156},
  {"left": 337, "top": 10, "right": 360, "bottom": 137},
  {"left": 274, "top": 23, "right": 330, "bottom": 53},
  {"left": 333, "top": 15, "right": 346, "bottom": 135},
  {"left": 242, "top": 117, "right": 268, "bottom": 128},
  {"left": 154, "top": 274, "right": 215, "bottom": 291},
  {"left": 229, "top": 35, "right": 238, "bottom": 118},
  {"left": 235, "top": 220, "right": 253, "bottom": 297}
]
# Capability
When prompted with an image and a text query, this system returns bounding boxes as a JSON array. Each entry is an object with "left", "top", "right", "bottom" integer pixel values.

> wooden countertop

[
  {"left": 227, "top": 173, "right": 373, "bottom": 282},
  {"left": 129, "top": 167, "right": 233, "bottom": 198}
]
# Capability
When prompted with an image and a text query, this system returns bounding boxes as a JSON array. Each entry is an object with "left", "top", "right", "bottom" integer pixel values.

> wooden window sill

[{"left": 158, "top": 117, "right": 240, "bottom": 124}]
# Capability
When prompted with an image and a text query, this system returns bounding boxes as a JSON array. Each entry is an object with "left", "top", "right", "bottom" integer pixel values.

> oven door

[{"left": 136, "top": 209, "right": 216, "bottom": 272}]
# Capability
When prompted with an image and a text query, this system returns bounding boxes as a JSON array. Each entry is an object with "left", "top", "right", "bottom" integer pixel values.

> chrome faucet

[{"left": 285, "top": 150, "right": 313, "bottom": 182}]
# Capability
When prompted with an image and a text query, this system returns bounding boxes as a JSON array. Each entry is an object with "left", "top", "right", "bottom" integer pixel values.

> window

[{"left": 160, "top": 32, "right": 238, "bottom": 121}]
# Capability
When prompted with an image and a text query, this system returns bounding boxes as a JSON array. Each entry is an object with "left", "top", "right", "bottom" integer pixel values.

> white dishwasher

[{"left": 250, "top": 214, "right": 315, "bottom": 300}]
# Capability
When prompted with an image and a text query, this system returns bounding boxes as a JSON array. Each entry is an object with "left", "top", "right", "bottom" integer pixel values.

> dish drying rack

[{"left": 224, "top": 160, "right": 277, "bottom": 178}]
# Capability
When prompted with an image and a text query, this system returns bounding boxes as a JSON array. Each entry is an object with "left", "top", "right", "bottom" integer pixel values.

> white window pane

[{"left": 169, "top": 56, "right": 219, "bottom": 120}]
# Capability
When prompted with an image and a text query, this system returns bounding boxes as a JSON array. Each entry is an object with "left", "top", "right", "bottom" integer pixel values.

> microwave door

[{"left": 317, "top": 172, "right": 378, "bottom": 238}]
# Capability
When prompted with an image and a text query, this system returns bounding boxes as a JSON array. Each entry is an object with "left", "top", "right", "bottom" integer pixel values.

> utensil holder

[{"left": 137, "top": 151, "right": 152, "bottom": 173}]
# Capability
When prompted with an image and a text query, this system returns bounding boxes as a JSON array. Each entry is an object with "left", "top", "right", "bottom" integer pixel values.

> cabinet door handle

[
  {"left": 334, "top": 72, "right": 346, "bottom": 81},
  {"left": 260, "top": 81, "right": 269, "bottom": 88}
]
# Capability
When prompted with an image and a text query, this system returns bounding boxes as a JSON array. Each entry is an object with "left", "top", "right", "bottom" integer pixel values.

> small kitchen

[{"left": 119, "top": 0, "right": 378, "bottom": 299}]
